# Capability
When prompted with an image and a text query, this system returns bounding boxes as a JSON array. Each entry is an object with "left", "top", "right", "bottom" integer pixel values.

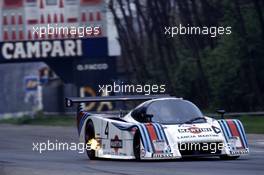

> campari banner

[{"left": 0, "top": 38, "right": 108, "bottom": 63}]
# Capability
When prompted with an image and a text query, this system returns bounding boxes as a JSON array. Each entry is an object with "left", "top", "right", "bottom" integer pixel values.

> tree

[{"left": 108, "top": 0, "right": 264, "bottom": 111}]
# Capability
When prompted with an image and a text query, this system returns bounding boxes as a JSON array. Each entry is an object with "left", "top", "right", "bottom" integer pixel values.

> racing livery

[{"left": 65, "top": 95, "right": 249, "bottom": 160}]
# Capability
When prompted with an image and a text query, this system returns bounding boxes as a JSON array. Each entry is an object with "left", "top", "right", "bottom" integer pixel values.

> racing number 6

[{"left": 105, "top": 122, "right": 109, "bottom": 138}]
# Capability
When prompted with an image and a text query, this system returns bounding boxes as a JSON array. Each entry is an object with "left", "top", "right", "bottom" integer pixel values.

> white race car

[{"left": 65, "top": 95, "right": 249, "bottom": 160}]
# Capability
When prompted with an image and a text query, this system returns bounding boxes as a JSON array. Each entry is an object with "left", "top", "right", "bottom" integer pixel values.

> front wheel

[
  {"left": 85, "top": 120, "right": 96, "bottom": 160},
  {"left": 220, "top": 155, "right": 240, "bottom": 160}
]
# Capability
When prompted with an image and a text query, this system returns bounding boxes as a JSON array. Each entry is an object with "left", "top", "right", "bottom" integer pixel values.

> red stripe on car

[
  {"left": 226, "top": 120, "right": 245, "bottom": 148},
  {"left": 145, "top": 123, "right": 162, "bottom": 153},
  {"left": 145, "top": 123, "right": 158, "bottom": 141}
]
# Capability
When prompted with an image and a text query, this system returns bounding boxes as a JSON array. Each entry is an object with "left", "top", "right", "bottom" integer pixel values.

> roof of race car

[
  {"left": 123, "top": 97, "right": 199, "bottom": 124},
  {"left": 132, "top": 97, "right": 183, "bottom": 111}
]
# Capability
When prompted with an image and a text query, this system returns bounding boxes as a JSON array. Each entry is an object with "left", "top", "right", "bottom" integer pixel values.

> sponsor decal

[
  {"left": 212, "top": 126, "right": 221, "bottom": 134},
  {"left": 228, "top": 136, "right": 243, "bottom": 149},
  {"left": 177, "top": 135, "right": 196, "bottom": 139},
  {"left": 177, "top": 134, "right": 219, "bottom": 139},
  {"left": 24, "top": 76, "right": 39, "bottom": 105},
  {"left": 110, "top": 135, "right": 122, "bottom": 154},
  {"left": 152, "top": 153, "right": 173, "bottom": 158},
  {"left": 76, "top": 63, "right": 109, "bottom": 71},
  {"left": 119, "top": 152, "right": 127, "bottom": 156},
  {"left": 1, "top": 40, "right": 82, "bottom": 60},
  {"left": 102, "top": 151, "right": 111, "bottom": 155},
  {"left": 178, "top": 127, "right": 212, "bottom": 134},
  {"left": 153, "top": 140, "right": 166, "bottom": 152},
  {"left": 24, "top": 76, "right": 38, "bottom": 92},
  {"left": 197, "top": 134, "right": 219, "bottom": 138},
  {"left": 153, "top": 140, "right": 171, "bottom": 153},
  {"left": 141, "top": 149, "right": 146, "bottom": 158},
  {"left": 230, "top": 149, "right": 249, "bottom": 155}
]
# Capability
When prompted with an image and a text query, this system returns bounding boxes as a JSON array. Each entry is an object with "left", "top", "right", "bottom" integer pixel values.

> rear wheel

[
  {"left": 220, "top": 155, "right": 240, "bottom": 160},
  {"left": 85, "top": 120, "right": 96, "bottom": 160},
  {"left": 133, "top": 131, "right": 141, "bottom": 160}
]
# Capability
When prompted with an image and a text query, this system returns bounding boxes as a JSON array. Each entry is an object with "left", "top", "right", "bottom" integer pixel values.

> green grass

[
  {"left": 0, "top": 115, "right": 263, "bottom": 134},
  {"left": 0, "top": 115, "right": 75, "bottom": 126},
  {"left": 233, "top": 116, "right": 264, "bottom": 134},
  {"left": 211, "top": 115, "right": 264, "bottom": 134}
]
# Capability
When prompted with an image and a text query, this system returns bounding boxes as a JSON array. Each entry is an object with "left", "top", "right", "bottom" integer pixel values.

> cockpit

[{"left": 131, "top": 98, "right": 204, "bottom": 124}]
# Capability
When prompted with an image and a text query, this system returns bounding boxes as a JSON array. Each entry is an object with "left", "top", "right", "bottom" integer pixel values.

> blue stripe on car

[
  {"left": 233, "top": 120, "right": 246, "bottom": 148},
  {"left": 111, "top": 122, "right": 155, "bottom": 153},
  {"left": 152, "top": 123, "right": 162, "bottom": 140},
  {"left": 138, "top": 124, "right": 151, "bottom": 152},
  {"left": 234, "top": 120, "right": 248, "bottom": 148},
  {"left": 112, "top": 122, "right": 135, "bottom": 131},
  {"left": 78, "top": 113, "right": 90, "bottom": 135},
  {"left": 156, "top": 123, "right": 169, "bottom": 146},
  {"left": 237, "top": 120, "right": 248, "bottom": 147},
  {"left": 218, "top": 120, "right": 228, "bottom": 142},
  {"left": 222, "top": 120, "right": 232, "bottom": 139},
  {"left": 153, "top": 123, "right": 169, "bottom": 153},
  {"left": 140, "top": 124, "right": 154, "bottom": 153},
  {"left": 219, "top": 119, "right": 249, "bottom": 150}
]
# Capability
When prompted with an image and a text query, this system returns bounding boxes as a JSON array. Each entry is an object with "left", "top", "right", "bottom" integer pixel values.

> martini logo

[
  {"left": 1, "top": 40, "right": 82, "bottom": 60},
  {"left": 110, "top": 135, "right": 122, "bottom": 153},
  {"left": 178, "top": 127, "right": 212, "bottom": 134},
  {"left": 211, "top": 126, "right": 221, "bottom": 134}
]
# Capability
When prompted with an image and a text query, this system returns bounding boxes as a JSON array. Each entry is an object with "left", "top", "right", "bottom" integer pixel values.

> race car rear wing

[{"left": 65, "top": 95, "right": 170, "bottom": 107}]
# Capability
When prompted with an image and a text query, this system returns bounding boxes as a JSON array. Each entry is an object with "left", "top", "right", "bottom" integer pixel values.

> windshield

[{"left": 146, "top": 99, "right": 204, "bottom": 124}]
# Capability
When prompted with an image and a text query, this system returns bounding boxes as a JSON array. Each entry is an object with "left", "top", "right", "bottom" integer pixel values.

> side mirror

[
  {"left": 216, "top": 109, "right": 225, "bottom": 119},
  {"left": 145, "top": 114, "right": 154, "bottom": 122}
]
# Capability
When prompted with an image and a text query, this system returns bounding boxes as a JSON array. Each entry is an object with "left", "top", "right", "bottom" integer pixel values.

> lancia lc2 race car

[{"left": 65, "top": 95, "right": 249, "bottom": 160}]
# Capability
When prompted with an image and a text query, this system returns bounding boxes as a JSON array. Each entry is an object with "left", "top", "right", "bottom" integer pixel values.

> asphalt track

[{"left": 0, "top": 124, "right": 263, "bottom": 175}]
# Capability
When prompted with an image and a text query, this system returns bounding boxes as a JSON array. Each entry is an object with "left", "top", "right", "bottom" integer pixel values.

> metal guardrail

[
  {"left": 206, "top": 112, "right": 264, "bottom": 118},
  {"left": 44, "top": 111, "right": 131, "bottom": 116},
  {"left": 43, "top": 111, "right": 264, "bottom": 117},
  {"left": 1, "top": 111, "right": 263, "bottom": 119}
]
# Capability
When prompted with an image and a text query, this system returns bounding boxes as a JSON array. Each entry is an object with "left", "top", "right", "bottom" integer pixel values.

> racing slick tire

[
  {"left": 85, "top": 120, "right": 96, "bottom": 160},
  {"left": 219, "top": 155, "right": 240, "bottom": 160},
  {"left": 133, "top": 130, "right": 141, "bottom": 160}
]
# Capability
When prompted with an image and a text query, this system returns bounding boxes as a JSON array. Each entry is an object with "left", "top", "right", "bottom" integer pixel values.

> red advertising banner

[
  {"left": 81, "top": 0, "right": 101, "bottom": 5},
  {"left": 4, "top": 0, "right": 23, "bottom": 8}
]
